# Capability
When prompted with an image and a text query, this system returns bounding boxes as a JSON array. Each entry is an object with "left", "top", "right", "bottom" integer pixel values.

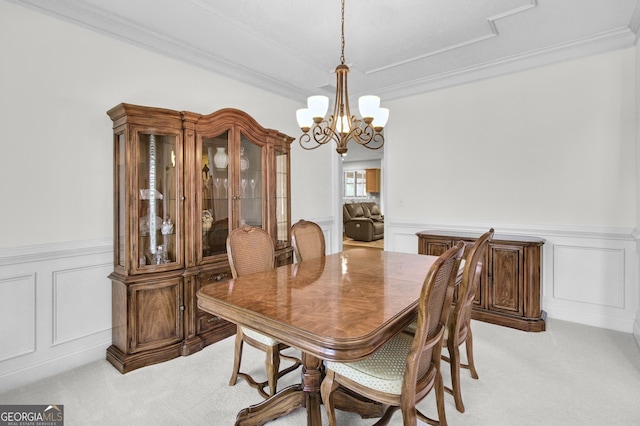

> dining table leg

[{"left": 235, "top": 352, "right": 324, "bottom": 426}]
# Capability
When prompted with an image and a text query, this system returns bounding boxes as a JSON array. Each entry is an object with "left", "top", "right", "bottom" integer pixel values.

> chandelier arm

[
  {"left": 298, "top": 132, "right": 324, "bottom": 150},
  {"left": 345, "top": 121, "right": 385, "bottom": 149}
]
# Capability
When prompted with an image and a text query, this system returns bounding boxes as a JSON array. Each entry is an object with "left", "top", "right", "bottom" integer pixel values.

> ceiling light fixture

[{"left": 296, "top": 0, "right": 389, "bottom": 155}]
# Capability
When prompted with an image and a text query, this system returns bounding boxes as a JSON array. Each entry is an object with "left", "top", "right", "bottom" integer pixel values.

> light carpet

[{"left": 1, "top": 318, "right": 640, "bottom": 425}]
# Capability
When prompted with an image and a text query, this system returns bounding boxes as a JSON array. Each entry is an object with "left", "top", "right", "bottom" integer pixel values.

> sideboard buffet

[
  {"left": 417, "top": 230, "right": 546, "bottom": 332},
  {"left": 106, "top": 104, "right": 294, "bottom": 373}
]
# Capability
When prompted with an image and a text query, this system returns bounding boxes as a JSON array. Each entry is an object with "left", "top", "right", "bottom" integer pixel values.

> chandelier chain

[{"left": 340, "top": 0, "right": 345, "bottom": 65}]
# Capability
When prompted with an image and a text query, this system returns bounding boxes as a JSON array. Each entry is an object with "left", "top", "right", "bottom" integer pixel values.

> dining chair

[
  {"left": 291, "top": 219, "right": 326, "bottom": 262},
  {"left": 320, "top": 241, "right": 465, "bottom": 426},
  {"left": 442, "top": 228, "right": 494, "bottom": 413},
  {"left": 226, "top": 225, "right": 301, "bottom": 398}
]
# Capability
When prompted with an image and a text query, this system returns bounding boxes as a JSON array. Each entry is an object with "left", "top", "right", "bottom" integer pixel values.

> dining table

[{"left": 196, "top": 247, "right": 445, "bottom": 425}]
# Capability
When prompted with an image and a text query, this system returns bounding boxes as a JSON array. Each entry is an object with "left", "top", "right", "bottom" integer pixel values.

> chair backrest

[
  {"left": 291, "top": 219, "right": 325, "bottom": 262},
  {"left": 403, "top": 240, "right": 465, "bottom": 400},
  {"left": 226, "top": 225, "right": 275, "bottom": 278},
  {"left": 450, "top": 228, "right": 494, "bottom": 344}
]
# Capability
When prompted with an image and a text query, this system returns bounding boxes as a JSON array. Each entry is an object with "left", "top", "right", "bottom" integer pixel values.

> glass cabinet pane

[
  {"left": 137, "top": 133, "right": 178, "bottom": 267},
  {"left": 275, "top": 150, "right": 289, "bottom": 246},
  {"left": 202, "top": 132, "right": 230, "bottom": 258},
  {"left": 116, "top": 133, "right": 126, "bottom": 268},
  {"left": 239, "top": 134, "right": 263, "bottom": 228}
]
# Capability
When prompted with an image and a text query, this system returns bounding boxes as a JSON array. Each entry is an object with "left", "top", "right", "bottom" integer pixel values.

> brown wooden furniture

[
  {"left": 321, "top": 242, "right": 464, "bottom": 426},
  {"left": 197, "top": 248, "right": 450, "bottom": 426},
  {"left": 417, "top": 230, "right": 545, "bottom": 332},
  {"left": 106, "top": 104, "right": 294, "bottom": 373},
  {"left": 291, "top": 219, "right": 325, "bottom": 262},
  {"left": 443, "top": 228, "right": 494, "bottom": 413},
  {"left": 365, "top": 168, "right": 381, "bottom": 193},
  {"left": 226, "top": 225, "right": 301, "bottom": 397}
]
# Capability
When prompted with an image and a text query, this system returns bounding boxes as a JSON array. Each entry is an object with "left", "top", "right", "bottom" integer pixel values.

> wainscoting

[
  {"left": 1, "top": 219, "right": 638, "bottom": 393},
  {"left": 0, "top": 239, "right": 112, "bottom": 393},
  {"left": 386, "top": 219, "right": 640, "bottom": 336}
]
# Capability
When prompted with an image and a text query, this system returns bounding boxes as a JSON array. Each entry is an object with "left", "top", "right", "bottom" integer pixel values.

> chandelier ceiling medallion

[{"left": 296, "top": 0, "right": 389, "bottom": 156}]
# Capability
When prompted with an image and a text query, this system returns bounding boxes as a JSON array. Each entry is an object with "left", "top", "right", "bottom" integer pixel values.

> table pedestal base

[{"left": 235, "top": 353, "right": 385, "bottom": 426}]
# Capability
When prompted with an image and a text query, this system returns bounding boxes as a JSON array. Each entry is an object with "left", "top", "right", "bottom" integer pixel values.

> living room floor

[{"left": 342, "top": 235, "right": 384, "bottom": 250}]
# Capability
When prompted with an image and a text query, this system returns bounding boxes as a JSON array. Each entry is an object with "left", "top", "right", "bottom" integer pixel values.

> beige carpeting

[{"left": 1, "top": 319, "right": 640, "bottom": 425}]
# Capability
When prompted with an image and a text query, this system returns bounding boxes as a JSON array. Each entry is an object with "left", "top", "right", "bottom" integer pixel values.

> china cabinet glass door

[
  {"left": 136, "top": 133, "right": 180, "bottom": 270},
  {"left": 239, "top": 134, "right": 263, "bottom": 228},
  {"left": 201, "top": 132, "right": 230, "bottom": 258},
  {"left": 275, "top": 148, "right": 289, "bottom": 247}
]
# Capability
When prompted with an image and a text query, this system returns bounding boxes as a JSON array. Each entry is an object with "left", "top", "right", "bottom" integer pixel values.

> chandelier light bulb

[
  {"left": 307, "top": 95, "right": 329, "bottom": 120},
  {"left": 296, "top": 108, "right": 313, "bottom": 131},
  {"left": 372, "top": 107, "right": 389, "bottom": 130},
  {"left": 358, "top": 95, "right": 380, "bottom": 121},
  {"left": 335, "top": 114, "right": 351, "bottom": 134}
]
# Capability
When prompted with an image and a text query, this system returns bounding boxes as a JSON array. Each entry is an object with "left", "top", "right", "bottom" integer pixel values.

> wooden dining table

[{"left": 196, "top": 247, "right": 443, "bottom": 425}]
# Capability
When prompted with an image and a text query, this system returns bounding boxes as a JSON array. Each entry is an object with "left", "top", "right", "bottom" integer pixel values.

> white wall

[
  {"left": 386, "top": 49, "right": 636, "bottom": 227},
  {"left": 0, "top": 1, "right": 333, "bottom": 250},
  {"left": 384, "top": 48, "right": 639, "bottom": 335},
  {"left": 635, "top": 35, "right": 640, "bottom": 345}
]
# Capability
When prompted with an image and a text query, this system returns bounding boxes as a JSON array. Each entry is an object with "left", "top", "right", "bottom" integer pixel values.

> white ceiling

[
  {"left": 11, "top": 0, "right": 640, "bottom": 102},
  {"left": 9, "top": 0, "right": 640, "bottom": 160}
]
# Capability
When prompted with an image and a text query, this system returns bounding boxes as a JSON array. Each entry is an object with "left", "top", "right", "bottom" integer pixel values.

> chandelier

[{"left": 296, "top": 0, "right": 389, "bottom": 155}]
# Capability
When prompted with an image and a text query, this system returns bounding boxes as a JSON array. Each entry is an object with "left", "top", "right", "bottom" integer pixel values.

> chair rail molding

[
  {"left": 0, "top": 239, "right": 112, "bottom": 393},
  {"left": 387, "top": 218, "right": 639, "bottom": 335}
]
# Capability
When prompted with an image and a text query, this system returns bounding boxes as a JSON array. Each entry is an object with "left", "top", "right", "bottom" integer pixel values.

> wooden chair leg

[
  {"left": 434, "top": 371, "right": 448, "bottom": 426},
  {"left": 465, "top": 329, "right": 479, "bottom": 379},
  {"left": 399, "top": 399, "right": 417, "bottom": 426},
  {"left": 229, "top": 329, "right": 244, "bottom": 386},
  {"left": 448, "top": 340, "right": 465, "bottom": 413},
  {"left": 265, "top": 346, "right": 280, "bottom": 396},
  {"left": 320, "top": 370, "right": 339, "bottom": 426}
]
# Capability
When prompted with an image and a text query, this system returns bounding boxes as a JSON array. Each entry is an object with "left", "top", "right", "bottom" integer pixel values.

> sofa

[{"left": 343, "top": 202, "right": 384, "bottom": 242}]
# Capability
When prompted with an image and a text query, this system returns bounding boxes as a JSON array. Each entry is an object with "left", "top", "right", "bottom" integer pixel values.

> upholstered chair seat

[
  {"left": 241, "top": 328, "right": 279, "bottom": 346},
  {"left": 325, "top": 331, "right": 414, "bottom": 395}
]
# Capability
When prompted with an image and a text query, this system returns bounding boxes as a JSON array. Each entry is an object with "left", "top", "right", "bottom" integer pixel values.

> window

[{"left": 344, "top": 170, "right": 366, "bottom": 197}]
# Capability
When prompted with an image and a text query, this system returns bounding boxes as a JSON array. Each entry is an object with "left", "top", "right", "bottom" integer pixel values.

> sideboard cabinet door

[{"left": 488, "top": 243, "right": 524, "bottom": 316}]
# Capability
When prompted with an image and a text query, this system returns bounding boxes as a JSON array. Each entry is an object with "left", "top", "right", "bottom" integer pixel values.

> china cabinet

[
  {"left": 106, "top": 104, "right": 294, "bottom": 373},
  {"left": 417, "top": 230, "right": 546, "bottom": 332}
]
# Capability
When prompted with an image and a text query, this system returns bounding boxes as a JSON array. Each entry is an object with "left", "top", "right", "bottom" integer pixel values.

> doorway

[{"left": 337, "top": 142, "right": 384, "bottom": 251}]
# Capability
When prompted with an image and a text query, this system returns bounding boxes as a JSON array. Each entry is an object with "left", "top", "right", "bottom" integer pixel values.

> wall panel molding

[
  {"left": 553, "top": 245, "right": 625, "bottom": 307},
  {"left": 0, "top": 274, "right": 36, "bottom": 362},
  {"left": 0, "top": 240, "right": 112, "bottom": 393},
  {"left": 52, "top": 263, "right": 113, "bottom": 346}
]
